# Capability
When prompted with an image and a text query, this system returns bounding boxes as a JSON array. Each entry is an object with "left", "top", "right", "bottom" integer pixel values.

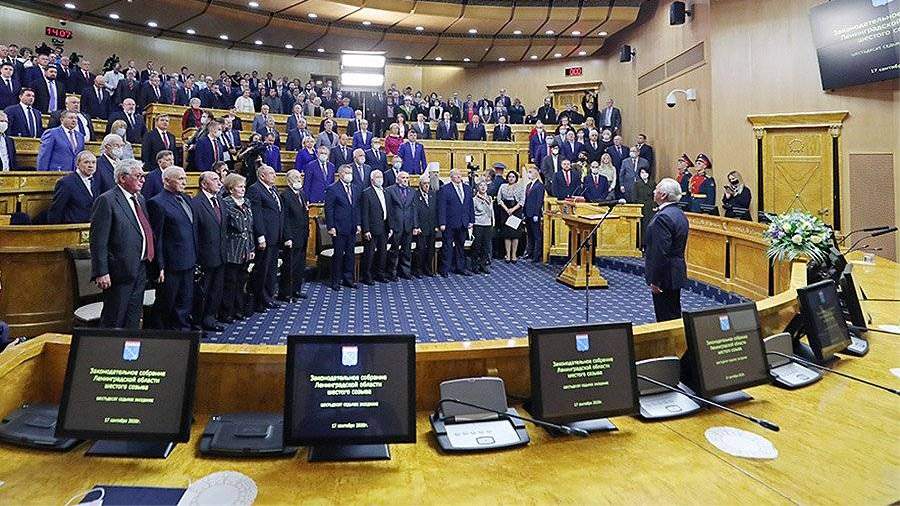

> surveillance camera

[{"left": 665, "top": 91, "right": 677, "bottom": 108}]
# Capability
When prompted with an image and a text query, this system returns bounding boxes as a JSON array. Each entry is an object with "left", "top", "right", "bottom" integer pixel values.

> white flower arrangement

[{"left": 763, "top": 211, "right": 833, "bottom": 263}]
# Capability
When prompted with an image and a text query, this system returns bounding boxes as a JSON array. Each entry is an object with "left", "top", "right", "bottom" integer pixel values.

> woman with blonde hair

[
  {"left": 597, "top": 152, "right": 617, "bottom": 192},
  {"left": 385, "top": 122, "right": 403, "bottom": 155},
  {"left": 108, "top": 119, "right": 136, "bottom": 160},
  {"left": 220, "top": 173, "right": 255, "bottom": 322}
]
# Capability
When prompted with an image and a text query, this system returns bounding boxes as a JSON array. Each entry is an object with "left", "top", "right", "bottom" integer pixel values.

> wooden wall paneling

[{"left": 848, "top": 153, "right": 896, "bottom": 261}]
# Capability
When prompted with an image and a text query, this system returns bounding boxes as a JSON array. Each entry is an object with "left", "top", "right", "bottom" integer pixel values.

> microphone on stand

[
  {"left": 435, "top": 398, "right": 590, "bottom": 437},
  {"left": 838, "top": 226, "right": 890, "bottom": 246},
  {"left": 766, "top": 351, "right": 899, "bottom": 396},
  {"left": 636, "top": 375, "right": 780, "bottom": 432}
]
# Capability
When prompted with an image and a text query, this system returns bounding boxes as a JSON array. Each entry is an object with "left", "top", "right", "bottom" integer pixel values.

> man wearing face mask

[
  {"left": 191, "top": 171, "right": 227, "bottom": 332},
  {"left": 247, "top": 164, "right": 285, "bottom": 310},
  {"left": 96, "top": 133, "right": 124, "bottom": 192},
  {"left": 194, "top": 118, "right": 224, "bottom": 172},
  {"left": 386, "top": 171, "right": 419, "bottom": 280},
  {"left": 540, "top": 143, "right": 562, "bottom": 196},
  {"left": 384, "top": 156, "right": 402, "bottom": 188},
  {"left": 620, "top": 146, "right": 649, "bottom": 202},
  {"left": 279, "top": 169, "right": 309, "bottom": 299},
  {"left": 325, "top": 165, "right": 362, "bottom": 291},
  {"left": 107, "top": 98, "right": 146, "bottom": 144},
  {"left": 47, "top": 150, "right": 100, "bottom": 224},
  {"left": 412, "top": 176, "right": 438, "bottom": 277},
  {"left": 303, "top": 145, "right": 335, "bottom": 203},
  {"left": 0, "top": 111, "right": 18, "bottom": 171},
  {"left": 522, "top": 167, "right": 545, "bottom": 263},
  {"left": 364, "top": 137, "right": 387, "bottom": 174},
  {"left": 360, "top": 169, "right": 390, "bottom": 285},
  {"left": 437, "top": 169, "right": 475, "bottom": 277},
  {"left": 350, "top": 148, "right": 371, "bottom": 190}
]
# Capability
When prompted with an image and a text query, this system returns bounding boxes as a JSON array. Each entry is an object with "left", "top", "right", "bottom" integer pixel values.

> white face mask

[
  {"left": 372, "top": 144, "right": 381, "bottom": 151},
  {"left": 341, "top": 173, "right": 353, "bottom": 184},
  {"left": 373, "top": 178, "right": 383, "bottom": 188},
  {"left": 318, "top": 153, "right": 328, "bottom": 162},
  {"left": 290, "top": 181, "right": 302, "bottom": 190},
  {"left": 591, "top": 167, "right": 600, "bottom": 175},
  {"left": 111, "top": 147, "right": 124, "bottom": 159},
  {"left": 200, "top": 117, "right": 209, "bottom": 125},
  {"left": 0, "top": 121, "right": 7, "bottom": 134},
  {"left": 393, "top": 161, "right": 402, "bottom": 169},
  {"left": 213, "top": 130, "right": 222, "bottom": 138},
  {"left": 115, "top": 128, "right": 126, "bottom": 137},
  {"left": 355, "top": 157, "right": 365, "bottom": 165}
]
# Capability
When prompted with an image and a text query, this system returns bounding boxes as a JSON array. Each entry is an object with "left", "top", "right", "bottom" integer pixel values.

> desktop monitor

[
  {"left": 699, "top": 204, "right": 720, "bottom": 216},
  {"left": 838, "top": 272, "right": 867, "bottom": 330},
  {"left": 284, "top": 334, "right": 416, "bottom": 461},
  {"left": 796, "top": 280, "right": 852, "bottom": 362},
  {"left": 726, "top": 207, "right": 752, "bottom": 221},
  {"left": 528, "top": 322, "right": 639, "bottom": 431},
  {"left": 681, "top": 302, "right": 770, "bottom": 400},
  {"left": 55, "top": 329, "right": 200, "bottom": 456}
]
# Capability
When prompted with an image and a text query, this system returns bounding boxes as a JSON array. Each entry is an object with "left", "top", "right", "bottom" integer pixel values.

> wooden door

[{"left": 763, "top": 128, "right": 834, "bottom": 225}]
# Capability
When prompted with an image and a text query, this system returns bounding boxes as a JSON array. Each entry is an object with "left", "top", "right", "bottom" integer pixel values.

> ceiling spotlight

[
  {"left": 108, "top": 13, "right": 120, "bottom": 19},
  {"left": 248, "top": 1, "right": 258, "bottom": 7},
  {"left": 498, "top": 57, "right": 506, "bottom": 62},
  {"left": 64, "top": 2, "right": 76, "bottom": 9},
  {"left": 463, "top": 57, "right": 470, "bottom": 62},
  {"left": 545, "top": 30, "right": 554, "bottom": 35},
  {"left": 530, "top": 55, "right": 538, "bottom": 60},
  {"left": 598, "top": 31, "right": 608, "bottom": 36},
  {"left": 284, "top": 43, "right": 293, "bottom": 49},
  {"left": 578, "top": 51, "right": 587, "bottom": 56},
  {"left": 571, "top": 31, "right": 581, "bottom": 36},
  {"left": 186, "top": 28, "right": 196, "bottom": 35},
  {"left": 415, "top": 26, "right": 425, "bottom": 31},
  {"left": 308, "top": 12, "right": 318, "bottom": 19},
  {"left": 147, "top": 21, "right": 158, "bottom": 28},
  {"left": 468, "top": 28, "right": 477, "bottom": 34},
  {"left": 513, "top": 29, "right": 522, "bottom": 35},
  {"left": 435, "top": 57, "right": 442, "bottom": 61},
  {"left": 404, "top": 55, "right": 412, "bottom": 60},
  {"left": 362, "top": 20, "right": 371, "bottom": 26},
  {"left": 317, "top": 48, "right": 325, "bottom": 52},
  {"left": 254, "top": 40, "right": 263, "bottom": 45},
  {"left": 219, "top": 34, "right": 229, "bottom": 40},
  {"left": 554, "top": 53, "right": 562, "bottom": 58}
]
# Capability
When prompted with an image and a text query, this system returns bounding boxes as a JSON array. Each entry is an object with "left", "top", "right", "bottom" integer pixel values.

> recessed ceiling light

[
  {"left": 512, "top": 29, "right": 522, "bottom": 35},
  {"left": 317, "top": 48, "right": 325, "bottom": 53},
  {"left": 254, "top": 40, "right": 263, "bottom": 45},
  {"left": 362, "top": 20, "right": 371, "bottom": 26},
  {"left": 578, "top": 51, "right": 587, "bottom": 56},
  {"left": 284, "top": 43, "right": 293, "bottom": 49},
  {"left": 498, "top": 57, "right": 506, "bottom": 62},
  {"left": 554, "top": 53, "right": 562, "bottom": 58},
  {"left": 219, "top": 34, "right": 229, "bottom": 40},
  {"left": 404, "top": 55, "right": 412, "bottom": 60},
  {"left": 463, "top": 57, "right": 470, "bottom": 62},
  {"left": 415, "top": 26, "right": 424, "bottom": 31},
  {"left": 435, "top": 57, "right": 442, "bottom": 61},
  {"left": 147, "top": 21, "right": 158, "bottom": 28},
  {"left": 598, "top": 31, "right": 608, "bottom": 36},
  {"left": 571, "top": 31, "right": 581, "bottom": 36},
  {"left": 530, "top": 55, "right": 538, "bottom": 60},
  {"left": 64, "top": 2, "right": 76, "bottom": 9},
  {"left": 248, "top": 1, "right": 258, "bottom": 7},
  {"left": 108, "top": 13, "right": 120, "bottom": 19},
  {"left": 468, "top": 28, "right": 477, "bottom": 34},
  {"left": 308, "top": 12, "right": 317, "bottom": 18},
  {"left": 545, "top": 30, "right": 554, "bottom": 35},
  {"left": 186, "top": 28, "right": 196, "bottom": 35}
]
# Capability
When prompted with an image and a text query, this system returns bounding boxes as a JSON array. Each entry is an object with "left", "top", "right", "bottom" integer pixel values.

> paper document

[
  {"left": 705, "top": 427, "right": 778, "bottom": 460},
  {"left": 446, "top": 420, "right": 520, "bottom": 449},
  {"left": 505, "top": 215, "right": 522, "bottom": 230}
]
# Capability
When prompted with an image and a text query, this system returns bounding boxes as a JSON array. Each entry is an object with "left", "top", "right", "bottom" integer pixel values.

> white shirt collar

[{"left": 659, "top": 201, "right": 676, "bottom": 210}]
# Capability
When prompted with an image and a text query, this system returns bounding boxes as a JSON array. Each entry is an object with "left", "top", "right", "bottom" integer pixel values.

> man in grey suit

[
  {"left": 540, "top": 143, "right": 562, "bottom": 197},
  {"left": 315, "top": 119, "right": 340, "bottom": 150},
  {"left": 385, "top": 171, "right": 419, "bottom": 280},
  {"left": 619, "top": 146, "right": 650, "bottom": 202},
  {"left": 89, "top": 159, "right": 155, "bottom": 329}
]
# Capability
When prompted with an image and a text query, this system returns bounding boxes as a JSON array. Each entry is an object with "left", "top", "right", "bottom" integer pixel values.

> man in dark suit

[
  {"left": 90, "top": 159, "right": 155, "bottom": 329},
  {"left": 142, "top": 150, "right": 173, "bottom": 199},
  {"left": 279, "top": 169, "right": 310, "bottom": 299},
  {"left": 0, "top": 63, "right": 20, "bottom": 109},
  {"left": 47, "top": 150, "right": 101, "bottom": 224},
  {"left": 386, "top": 171, "right": 419, "bottom": 280},
  {"left": 364, "top": 138, "right": 388, "bottom": 174},
  {"left": 114, "top": 69, "right": 141, "bottom": 107},
  {"left": 96, "top": 133, "right": 123, "bottom": 193},
  {"left": 200, "top": 82, "right": 227, "bottom": 110},
  {"left": 463, "top": 115, "right": 487, "bottom": 141},
  {"left": 348, "top": 148, "right": 372, "bottom": 190},
  {"left": 0, "top": 110, "right": 18, "bottom": 170},
  {"left": 360, "top": 170, "right": 390, "bottom": 285},
  {"left": 36, "top": 110, "right": 85, "bottom": 171},
  {"left": 148, "top": 166, "right": 198, "bottom": 331},
  {"left": 142, "top": 114, "right": 179, "bottom": 171},
  {"left": 3, "top": 88, "right": 42, "bottom": 138},
  {"left": 635, "top": 133, "right": 655, "bottom": 175},
  {"left": 48, "top": 95, "right": 93, "bottom": 141},
  {"left": 139, "top": 74, "right": 164, "bottom": 111},
  {"left": 583, "top": 129, "right": 605, "bottom": 163},
  {"left": 559, "top": 130, "right": 583, "bottom": 162},
  {"left": 553, "top": 159, "right": 581, "bottom": 198},
  {"left": 330, "top": 135, "right": 354, "bottom": 168},
  {"left": 523, "top": 167, "right": 545, "bottom": 263},
  {"left": 436, "top": 111, "right": 458, "bottom": 140},
  {"left": 412, "top": 176, "right": 438, "bottom": 277},
  {"left": 605, "top": 135, "right": 629, "bottom": 170},
  {"left": 437, "top": 169, "right": 475, "bottom": 277},
  {"left": 33, "top": 65, "right": 65, "bottom": 114},
  {"left": 411, "top": 113, "right": 431, "bottom": 140},
  {"left": 598, "top": 98, "right": 622, "bottom": 135},
  {"left": 81, "top": 75, "right": 112, "bottom": 120},
  {"left": 397, "top": 130, "right": 428, "bottom": 175},
  {"left": 324, "top": 165, "right": 362, "bottom": 291},
  {"left": 194, "top": 119, "right": 224, "bottom": 172},
  {"left": 175, "top": 77, "right": 198, "bottom": 106},
  {"left": 106, "top": 98, "right": 146, "bottom": 144},
  {"left": 191, "top": 171, "right": 227, "bottom": 331},
  {"left": 68, "top": 59, "right": 94, "bottom": 100},
  {"left": 351, "top": 119, "right": 373, "bottom": 150},
  {"left": 536, "top": 98, "right": 557, "bottom": 125},
  {"left": 494, "top": 89, "right": 512, "bottom": 111},
  {"left": 247, "top": 164, "right": 285, "bottom": 310},
  {"left": 644, "top": 178, "right": 689, "bottom": 322},
  {"left": 540, "top": 144, "right": 562, "bottom": 196},
  {"left": 492, "top": 115, "right": 512, "bottom": 142},
  {"left": 304, "top": 146, "right": 336, "bottom": 203}
]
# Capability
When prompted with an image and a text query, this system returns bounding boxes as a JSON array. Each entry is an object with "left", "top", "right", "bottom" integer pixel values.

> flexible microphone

[
  {"left": 594, "top": 198, "right": 627, "bottom": 207},
  {"left": 839, "top": 226, "right": 891, "bottom": 245},
  {"left": 871, "top": 226, "right": 897, "bottom": 237},
  {"left": 766, "top": 351, "right": 899, "bottom": 396},
  {"left": 847, "top": 227, "right": 897, "bottom": 254},
  {"left": 435, "top": 398, "right": 590, "bottom": 437},
  {"left": 636, "top": 375, "right": 780, "bottom": 432}
]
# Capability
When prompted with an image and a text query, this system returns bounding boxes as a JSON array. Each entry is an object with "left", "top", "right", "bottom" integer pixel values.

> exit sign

[
  {"left": 565, "top": 66, "right": 583, "bottom": 77},
  {"left": 46, "top": 26, "right": 73, "bottom": 39}
]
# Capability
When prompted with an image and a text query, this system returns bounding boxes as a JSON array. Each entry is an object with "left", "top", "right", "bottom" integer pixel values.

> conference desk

[{"left": 10, "top": 136, "right": 144, "bottom": 171}]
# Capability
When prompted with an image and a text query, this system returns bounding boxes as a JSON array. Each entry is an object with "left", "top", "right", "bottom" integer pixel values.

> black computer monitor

[
  {"left": 726, "top": 207, "right": 753, "bottom": 221},
  {"left": 838, "top": 272, "right": 867, "bottom": 329},
  {"left": 55, "top": 329, "right": 200, "bottom": 458},
  {"left": 699, "top": 204, "right": 720, "bottom": 216},
  {"left": 528, "top": 322, "right": 639, "bottom": 432},
  {"left": 796, "top": 280, "right": 852, "bottom": 362},
  {"left": 284, "top": 334, "right": 416, "bottom": 461},
  {"left": 681, "top": 302, "right": 770, "bottom": 402}
]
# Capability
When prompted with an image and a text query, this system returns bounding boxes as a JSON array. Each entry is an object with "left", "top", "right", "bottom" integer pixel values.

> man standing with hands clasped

[{"left": 644, "top": 178, "right": 689, "bottom": 322}]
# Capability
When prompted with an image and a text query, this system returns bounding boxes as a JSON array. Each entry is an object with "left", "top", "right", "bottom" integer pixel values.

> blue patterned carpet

[{"left": 204, "top": 257, "right": 747, "bottom": 345}]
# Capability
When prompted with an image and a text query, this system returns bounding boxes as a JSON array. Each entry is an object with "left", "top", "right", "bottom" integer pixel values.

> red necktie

[
  {"left": 162, "top": 131, "right": 169, "bottom": 149},
  {"left": 132, "top": 196, "right": 155, "bottom": 262},
  {"left": 212, "top": 138, "right": 219, "bottom": 160},
  {"left": 565, "top": 171, "right": 570, "bottom": 186},
  {"left": 526, "top": 182, "right": 533, "bottom": 196},
  {"left": 212, "top": 196, "right": 221, "bottom": 222}
]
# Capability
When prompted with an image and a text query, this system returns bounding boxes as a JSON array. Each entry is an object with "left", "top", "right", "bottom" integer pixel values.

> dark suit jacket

[
  {"left": 582, "top": 174, "right": 611, "bottom": 202},
  {"left": 0, "top": 77, "right": 20, "bottom": 109},
  {"left": 304, "top": 159, "right": 336, "bottom": 203},
  {"left": 437, "top": 182, "right": 475, "bottom": 229},
  {"left": 141, "top": 169, "right": 164, "bottom": 199},
  {"left": 411, "top": 122, "right": 431, "bottom": 140},
  {"left": 107, "top": 110, "right": 147, "bottom": 144},
  {"left": 349, "top": 163, "right": 371, "bottom": 190},
  {"left": 0, "top": 134, "right": 17, "bottom": 170},
  {"left": 142, "top": 129, "right": 179, "bottom": 170},
  {"left": 280, "top": 187, "right": 309, "bottom": 244},
  {"left": 492, "top": 124, "right": 512, "bottom": 142},
  {"left": 139, "top": 83, "right": 165, "bottom": 110},
  {"left": 148, "top": 190, "right": 199, "bottom": 272},
  {"left": 175, "top": 87, "right": 199, "bottom": 107},
  {"left": 644, "top": 203, "right": 689, "bottom": 291},
  {"left": 414, "top": 189, "right": 438, "bottom": 233},
  {"left": 560, "top": 141, "right": 584, "bottom": 162},
  {"left": 81, "top": 86, "right": 112, "bottom": 120},
  {"left": 605, "top": 144, "right": 630, "bottom": 169},
  {"left": 194, "top": 135, "right": 223, "bottom": 172},
  {"left": 47, "top": 171, "right": 101, "bottom": 224},
  {"left": 523, "top": 180, "right": 545, "bottom": 218},
  {"left": 553, "top": 169, "right": 581, "bottom": 198},
  {"left": 67, "top": 70, "right": 93, "bottom": 99},
  {"left": 246, "top": 181, "right": 284, "bottom": 243},
  {"left": 286, "top": 129, "right": 312, "bottom": 151},
  {"left": 3, "top": 104, "right": 42, "bottom": 137},
  {"left": 637, "top": 143, "right": 655, "bottom": 173},
  {"left": 536, "top": 105, "right": 557, "bottom": 124},
  {"left": 33, "top": 78, "right": 66, "bottom": 114},
  {"left": 192, "top": 192, "right": 225, "bottom": 269},
  {"left": 540, "top": 155, "right": 562, "bottom": 193},
  {"left": 583, "top": 142, "right": 605, "bottom": 163},
  {"left": 329, "top": 145, "right": 354, "bottom": 168},
  {"left": 386, "top": 185, "right": 418, "bottom": 233},
  {"left": 598, "top": 106, "right": 622, "bottom": 132},
  {"left": 114, "top": 79, "right": 141, "bottom": 106},
  {"left": 199, "top": 89, "right": 227, "bottom": 110},
  {"left": 360, "top": 186, "right": 389, "bottom": 236},
  {"left": 364, "top": 148, "right": 387, "bottom": 173},
  {"left": 436, "top": 120, "right": 458, "bottom": 140},
  {"left": 96, "top": 154, "right": 116, "bottom": 194},
  {"left": 90, "top": 187, "right": 149, "bottom": 282},
  {"left": 324, "top": 181, "right": 361, "bottom": 236},
  {"left": 463, "top": 123, "right": 487, "bottom": 141}
]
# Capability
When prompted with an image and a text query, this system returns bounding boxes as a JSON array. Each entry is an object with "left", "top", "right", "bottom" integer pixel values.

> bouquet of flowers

[{"left": 762, "top": 211, "right": 833, "bottom": 263}]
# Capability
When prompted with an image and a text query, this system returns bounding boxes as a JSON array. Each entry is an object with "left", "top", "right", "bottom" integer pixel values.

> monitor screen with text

[
  {"left": 284, "top": 334, "right": 416, "bottom": 446},
  {"left": 798, "top": 280, "right": 852, "bottom": 361},
  {"left": 56, "top": 329, "right": 200, "bottom": 442},
  {"left": 682, "top": 303, "right": 770, "bottom": 397},
  {"left": 528, "top": 322, "right": 639, "bottom": 424}
]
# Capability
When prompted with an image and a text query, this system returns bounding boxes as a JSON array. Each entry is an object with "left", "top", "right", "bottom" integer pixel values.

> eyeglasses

[{"left": 128, "top": 172, "right": 146, "bottom": 180}]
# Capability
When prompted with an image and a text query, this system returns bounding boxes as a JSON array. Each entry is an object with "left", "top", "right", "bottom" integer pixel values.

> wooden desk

[
  {"left": 418, "top": 139, "right": 530, "bottom": 177},
  {"left": 544, "top": 201, "right": 643, "bottom": 262},
  {"left": 11, "top": 138, "right": 143, "bottom": 171}
]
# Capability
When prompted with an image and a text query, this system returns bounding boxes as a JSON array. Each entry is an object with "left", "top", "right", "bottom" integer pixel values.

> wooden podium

[{"left": 556, "top": 204, "right": 609, "bottom": 289}]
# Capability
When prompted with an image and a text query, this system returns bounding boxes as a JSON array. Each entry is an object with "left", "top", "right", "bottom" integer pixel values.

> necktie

[
  {"left": 48, "top": 81, "right": 57, "bottom": 112},
  {"left": 357, "top": 165, "right": 364, "bottom": 181},
  {"left": 594, "top": 176, "right": 598, "bottom": 186},
  {"left": 85, "top": 176, "right": 93, "bottom": 197},
  {"left": 321, "top": 163, "right": 327, "bottom": 179},
  {"left": 211, "top": 196, "right": 221, "bottom": 221},
  {"left": 526, "top": 182, "right": 533, "bottom": 196},
  {"left": 212, "top": 138, "right": 219, "bottom": 160},
  {"left": 162, "top": 131, "right": 169, "bottom": 149},
  {"left": 4, "top": 78, "right": 10, "bottom": 93},
  {"left": 402, "top": 186, "right": 408, "bottom": 202},
  {"left": 67, "top": 130, "right": 77, "bottom": 152},
  {"left": 132, "top": 195, "right": 155, "bottom": 262},
  {"left": 26, "top": 106, "right": 34, "bottom": 136},
  {"left": 269, "top": 186, "right": 282, "bottom": 210},
  {"left": 96, "top": 87, "right": 102, "bottom": 102},
  {"left": 154, "top": 86, "right": 159, "bottom": 99},
  {"left": 565, "top": 171, "right": 571, "bottom": 187},
  {"left": 345, "top": 184, "right": 352, "bottom": 204},
  {"left": 127, "top": 113, "right": 134, "bottom": 128},
  {"left": 176, "top": 194, "right": 193, "bottom": 222},
  {"left": 456, "top": 184, "right": 463, "bottom": 203}
]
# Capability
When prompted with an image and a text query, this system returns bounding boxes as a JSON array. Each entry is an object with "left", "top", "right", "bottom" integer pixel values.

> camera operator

[{"left": 238, "top": 132, "right": 266, "bottom": 187}]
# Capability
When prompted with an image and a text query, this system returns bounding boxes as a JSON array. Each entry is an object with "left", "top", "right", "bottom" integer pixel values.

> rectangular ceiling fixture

[{"left": 340, "top": 51, "right": 387, "bottom": 91}]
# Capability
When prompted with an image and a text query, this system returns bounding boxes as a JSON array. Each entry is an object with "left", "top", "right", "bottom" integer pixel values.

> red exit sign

[
  {"left": 45, "top": 26, "right": 73, "bottom": 39},
  {"left": 565, "top": 66, "right": 583, "bottom": 77}
]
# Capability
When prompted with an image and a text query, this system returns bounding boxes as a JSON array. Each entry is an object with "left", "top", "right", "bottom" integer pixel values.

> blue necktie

[{"left": 48, "top": 81, "right": 57, "bottom": 112}]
